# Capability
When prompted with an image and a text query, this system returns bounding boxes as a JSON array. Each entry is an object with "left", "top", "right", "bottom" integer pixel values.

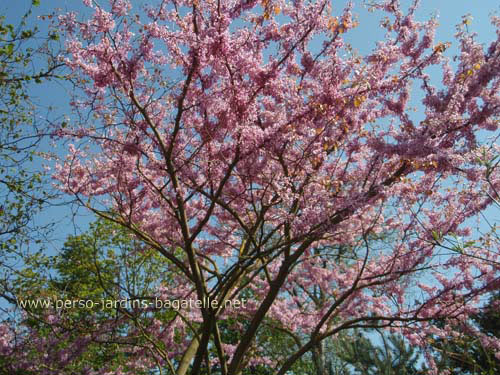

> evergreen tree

[{"left": 432, "top": 293, "right": 500, "bottom": 375}]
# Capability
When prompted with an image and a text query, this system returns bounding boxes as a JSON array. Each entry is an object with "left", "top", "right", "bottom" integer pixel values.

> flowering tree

[{"left": 7, "top": 0, "right": 500, "bottom": 374}]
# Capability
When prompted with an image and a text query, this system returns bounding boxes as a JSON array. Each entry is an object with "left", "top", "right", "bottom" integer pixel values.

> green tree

[
  {"left": 332, "top": 331, "right": 422, "bottom": 375},
  {"left": 3, "top": 218, "right": 178, "bottom": 374},
  {"left": 431, "top": 293, "right": 500, "bottom": 375},
  {"left": 0, "top": 0, "right": 63, "bottom": 305}
]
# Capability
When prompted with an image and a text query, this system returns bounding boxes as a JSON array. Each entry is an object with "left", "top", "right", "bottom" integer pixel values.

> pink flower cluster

[{"left": 7, "top": 0, "right": 500, "bottom": 374}]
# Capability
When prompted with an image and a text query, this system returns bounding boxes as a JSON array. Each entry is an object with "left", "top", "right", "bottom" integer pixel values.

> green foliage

[
  {"left": 333, "top": 332, "right": 422, "bottom": 375},
  {"left": 11, "top": 218, "right": 176, "bottom": 374},
  {"left": 0, "top": 1, "right": 63, "bottom": 303},
  {"left": 431, "top": 293, "right": 500, "bottom": 375}
]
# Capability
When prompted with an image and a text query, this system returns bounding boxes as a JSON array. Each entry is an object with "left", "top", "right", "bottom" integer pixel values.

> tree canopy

[
  {"left": 1, "top": 0, "right": 500, "bottom": 374},
  {"left": 0, "top": 0, "right": 63, "bottom": 308}
]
